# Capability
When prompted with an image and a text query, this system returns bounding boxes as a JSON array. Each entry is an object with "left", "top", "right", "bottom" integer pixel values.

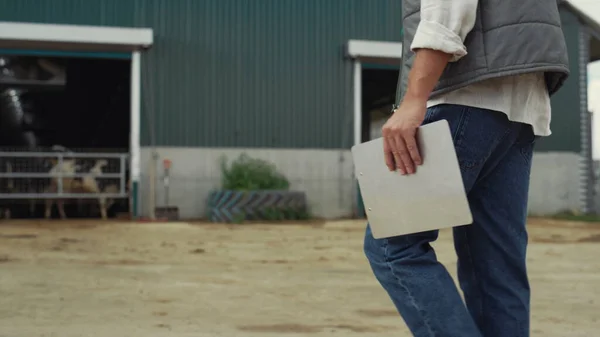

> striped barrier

[{"left": 206, "top": 190, "right": 308, "bottom": 222}]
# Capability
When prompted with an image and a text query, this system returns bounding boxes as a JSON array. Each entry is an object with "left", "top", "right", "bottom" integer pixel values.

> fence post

[
  {"left": 120, "top": 155, "right": 126, "bottom": 195},
  {"left": 148, "top": 151, "right": 158, "bottom": 220},
  {"left": 57, "top": 154, "right": 63, "bottom": 195}
]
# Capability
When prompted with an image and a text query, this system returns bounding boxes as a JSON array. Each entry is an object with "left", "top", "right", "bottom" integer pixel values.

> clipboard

[{"left": 352, "top": 120, "right": 473, "bottom": 239}]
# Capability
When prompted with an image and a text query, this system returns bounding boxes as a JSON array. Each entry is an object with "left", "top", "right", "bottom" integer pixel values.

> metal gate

[{"left": 0, "top": 151, "right": 128, "bottom": 199}]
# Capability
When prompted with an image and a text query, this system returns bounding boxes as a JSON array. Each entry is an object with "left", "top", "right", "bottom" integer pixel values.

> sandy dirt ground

[{"left": 0, "top": 218, "right": 598, "bottom": 337}]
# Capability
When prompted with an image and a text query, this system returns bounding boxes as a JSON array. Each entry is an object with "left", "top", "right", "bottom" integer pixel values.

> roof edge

[{"left": 561, "top": 1, "right": 600, "bottom": 61}]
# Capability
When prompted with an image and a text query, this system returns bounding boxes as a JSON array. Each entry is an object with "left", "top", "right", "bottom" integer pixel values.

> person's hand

[{"left": 381, "top": 97, "right": 427, "bottom": 175}]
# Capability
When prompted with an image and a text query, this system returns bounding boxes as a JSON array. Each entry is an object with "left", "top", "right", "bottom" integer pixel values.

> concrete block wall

[
  {"left": 138, "top": 148, "right": 581, "bottom": 219},
  {"left": 528, "top": 152, "right": 581, "bottom": 215},
  {"left": 139, "top": 148, "right": 356, "bottom": 219}
]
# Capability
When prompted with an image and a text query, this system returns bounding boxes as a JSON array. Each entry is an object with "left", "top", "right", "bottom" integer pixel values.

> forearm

[
  {"left": 405, "top": 49, "right": 451, "bottom": 101},
  {"left": 404, "top": 0, "right": 479, "bottom": 101}
]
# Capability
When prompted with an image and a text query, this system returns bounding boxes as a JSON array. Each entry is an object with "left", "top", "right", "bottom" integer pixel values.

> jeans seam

[
  {"left": 453, "top": 107, "right": 470, "bottom": 149},
  {"left": 479, "top": 175, "right": 526, "bottom": 239},
  {"left": 518, "top": 147, "right": 534, "bottom": 175},
  {"left": 459, "top": 229, "right": 485, "bottom": 324},
  {"left": 422, "top": 109, "right": 434, "bottom": 125},
  {"left": 518, "top": 136, "right": 536, "bottom": 168},
  {"left": 478, "top": 125, "right": 513, "bottom": 168},
  {"left": 382, "top": 238, "right": 436, "bottom": 337},
  {"left": 455, "top": 113, "right": 511, "bottom": 169}
]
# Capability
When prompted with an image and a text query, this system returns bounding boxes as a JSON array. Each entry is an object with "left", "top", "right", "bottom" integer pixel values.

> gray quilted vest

[{"left": 395, "top": 0, "right": 570, "bottom": 106}]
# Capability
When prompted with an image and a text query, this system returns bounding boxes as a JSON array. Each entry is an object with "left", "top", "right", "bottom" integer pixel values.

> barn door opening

[
  {"left": 0, "top": 50, "right": 132, "bottom": 219},
  {"left": 361, "top": 65, "right": 400, "bottom": 142},
  {"left": 355, "top": 65, "right": 400, "bottom": 218},
  {"left": 347, "top": 40, "right": 403, "bottom": 218}
]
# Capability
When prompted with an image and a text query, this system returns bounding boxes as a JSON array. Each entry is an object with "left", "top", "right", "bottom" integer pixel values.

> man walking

[{"left": 363, "top": 0, "right": 569, "bottom": 336}]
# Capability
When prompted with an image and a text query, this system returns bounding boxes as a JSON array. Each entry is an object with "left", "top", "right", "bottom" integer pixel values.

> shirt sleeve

[{"left": 410, "top": 0, "right": 479, "bottom": 62}]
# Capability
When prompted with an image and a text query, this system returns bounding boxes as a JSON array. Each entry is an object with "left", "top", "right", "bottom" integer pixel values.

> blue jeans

[{"left": 364, "top": 104, "right": 535, "bottom": 337}]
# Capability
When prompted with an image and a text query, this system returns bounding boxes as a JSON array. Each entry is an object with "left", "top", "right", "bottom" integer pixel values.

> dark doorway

[
  {"left": 361, "top": 67, "right": 399, "bottom": 142},
  {"left": 357, "top": 66, "right": 399, "bottom": 218},
  {"left": 0, "top": 53, "right": 131, "bottom": 218}
]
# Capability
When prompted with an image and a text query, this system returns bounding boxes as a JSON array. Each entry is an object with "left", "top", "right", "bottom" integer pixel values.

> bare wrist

[{"left": 403, "top": 90, "right": 429, "bottom": 104}]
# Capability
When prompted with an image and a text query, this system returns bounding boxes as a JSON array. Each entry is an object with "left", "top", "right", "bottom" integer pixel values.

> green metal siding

[
  {"left": 537, "top": 9, "right": 582, "bottom": 152},
  {"left": 0, "top": 0, "right": 136, "bottom": 26},
  {"left": 0, "top": 1, "right": 586, "bottom": 151},
  {"left": 0, "top": 0, "right": 402, "bottom": 149}
]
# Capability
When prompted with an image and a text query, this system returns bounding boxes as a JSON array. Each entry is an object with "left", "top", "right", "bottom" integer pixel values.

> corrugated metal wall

[
  {"left": 0, "top": 1, "right": 585, "bottom": 151},
  {"left": 0, "top": 0, "right": 402, "bottom": 149},
  {"left": 0, "top": 0, "right": 136, "bottom": 26}
]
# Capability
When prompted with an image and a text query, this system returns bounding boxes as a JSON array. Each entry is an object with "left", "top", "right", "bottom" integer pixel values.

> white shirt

[{"left": 410, "top": 0, "right": 552, "bottom": 136}]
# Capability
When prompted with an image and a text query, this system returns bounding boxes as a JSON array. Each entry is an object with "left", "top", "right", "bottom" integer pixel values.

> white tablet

[{"left": 351, "top": 119, "right": 473, "bottom": 239}]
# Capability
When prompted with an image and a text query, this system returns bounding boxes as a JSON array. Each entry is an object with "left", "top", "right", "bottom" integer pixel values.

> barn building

[{"left": 0, "top": 0, "right": 597, "bottom": 219}]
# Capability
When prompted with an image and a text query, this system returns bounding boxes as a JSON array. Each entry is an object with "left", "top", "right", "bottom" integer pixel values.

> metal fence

[{"left": 0, "top": 151, "right": 129, "bottom": 199}]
